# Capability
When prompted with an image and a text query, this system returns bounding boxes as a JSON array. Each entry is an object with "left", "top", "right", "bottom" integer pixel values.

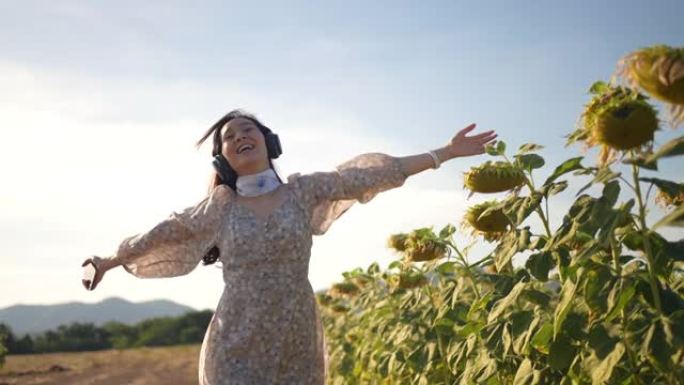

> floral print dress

[{"left": 109, "top": 153, "right": 409, "bottom": 385}]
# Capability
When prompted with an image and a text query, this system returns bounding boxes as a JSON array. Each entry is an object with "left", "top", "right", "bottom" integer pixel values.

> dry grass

[{"left": 0, "top": 344, "right": 201, "bottom": 385}]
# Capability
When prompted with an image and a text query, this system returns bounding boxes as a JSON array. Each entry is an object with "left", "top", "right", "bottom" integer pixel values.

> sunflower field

[{"left": 318, "top": 45, "right": 684, "bottom": 385}]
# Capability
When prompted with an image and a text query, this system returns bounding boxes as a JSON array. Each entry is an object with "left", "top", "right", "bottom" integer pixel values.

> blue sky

[{"left": 1, "top": 0, "right": 682, "bottom": 311}]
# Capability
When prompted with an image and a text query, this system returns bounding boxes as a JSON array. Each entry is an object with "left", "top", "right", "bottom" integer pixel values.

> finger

[
  {"left": 475, "top": 132, "right": 497, "bottom": 141},
  {"left": 477, "top": 134, "right": 498, "bottom": 144},
  {"left": 467, "top": 131, "right": 496, "bottom": 140},
  {"left": 458, "top": 123, "right": 477, "bottom": 136}
]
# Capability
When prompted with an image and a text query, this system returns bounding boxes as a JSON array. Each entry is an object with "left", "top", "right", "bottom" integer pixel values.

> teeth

[{"left": 238, "top": 144, "right": 254, "bottom": 154}]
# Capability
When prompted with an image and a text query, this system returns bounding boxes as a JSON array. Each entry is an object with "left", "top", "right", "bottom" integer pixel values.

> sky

[{"left": 0, "top": 0, "right": 682, "bottom": 312}]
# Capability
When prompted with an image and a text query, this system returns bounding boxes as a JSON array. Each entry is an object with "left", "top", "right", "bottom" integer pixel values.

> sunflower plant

[{"left": 320, "top": 45, "right": 683, "bottom": 385}]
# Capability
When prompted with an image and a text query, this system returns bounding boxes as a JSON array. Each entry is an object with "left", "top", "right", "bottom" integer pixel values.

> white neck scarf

[{"left": 235, "top": 168, "right": 282, "bottom": 197}]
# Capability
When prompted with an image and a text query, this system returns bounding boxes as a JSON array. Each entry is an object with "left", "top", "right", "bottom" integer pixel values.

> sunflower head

[
  {"left": 655, "top": 186, "right": 684, "bottom": 209},
  {"left": 403, "top": 229, "right": 448, "bottom": 262},
  {"left": 569, "top": 81, "right": 659, "bottom": 165},
  {"left": 464, "top": 161, "right": 526, "bottom": 194},
  {"left": 618, "top": 45, "right": 684, "bottom": 110},
  {"left": 463, "top": 200, "right": 510, "bottom": 241},
  {"left": 329, "top": 281, "right": 360, "bottom": 297},
  {"left": 316, "top": 293, "right": 334, "bottom": 307},
  {"left": 386, "top": 233, "right": 409, "bottom": 252}
]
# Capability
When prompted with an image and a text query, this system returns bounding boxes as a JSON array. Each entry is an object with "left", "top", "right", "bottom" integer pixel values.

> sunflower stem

[
  {"left": 612, "top": 233, "right": 645, "bottom": 384},
  {"left": 629, "top": 151, "right": 662, "bottom": 315},
  {"left": 502, "top": 154, "right": 553, "bottom": 238},
  {"left": 446, "top": 240, "right": 481, "bottom": 299}
]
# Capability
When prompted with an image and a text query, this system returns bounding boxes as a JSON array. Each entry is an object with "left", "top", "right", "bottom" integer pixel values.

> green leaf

[
  {"left": 554, "top": 279, "right": 577, "bottom": 338},
  {"left": 590, "top": 342, "right": 625, "bottom": 385},
  {"left": 662, "top": 239, "right": 684, "bottom": 262},
  {"left": 438, "top": 223, "right": 456, "bottom": 239},
  {"left": 549, "top": 335, "right": 577, "bottom": 371},
  {"left": 653, "top": 204, "right": 684, "bottom": 229},
  {"left": 513, "top": 358, "right": 541, "bottom": 385},
  {"left": 514, "top": 193, "right": 543, "bottom": 224},
  {"left": 641, "top": 320, "right": 673, "bottom": 372},
  {"left": 488, "top": 281, "right": 527, "bottom": 322},
  {"left": 525, "top": 252, "right": 554, "bottom": 281},
  {"left": 493, "top": 231, "right": 519, "bottom": 271},
  {"left": 602, "top": 180, "right": 621, "bottom": 207},
  {"left": 510, "top": 311, "right": 535, "bottom": 337},
  {"left": 518, "top": 227, "right": 532, "bottom": 250},
  {"left": 589, "top": 81, "right": 609, "bottom": 94},
  {"left": 496, "top": 141, "right": 507, "bottom": 155},
  {"left": 518, "top": 143, "right": 544, "bottom": 154},
  {"left": 563, "top": 312, "right": 587, "bottom": 341},
  {"left": 639, "top": 177, "right": 684, "bottom": 197},
  {"left": 544, "top": 157, "right": 584, "bottom": 186},
  {"left": 467, "top": 292, "right": 492, "bottom": 320},
  {"left": 522, "top": 289, "right": 551, "bottom": 307},
  {"left": 622, "top": 155, "right": 658, "bottom": 170},
  {"left": 645, "top": 135, "right": 684, "bottom": 163},
  {"left": 588, "top": 324, "right": 618, "bottom": 359},
  {"left": 542, "top": 180, "right": 569, "bottom": 197},
  {"left": 576, "top": 167, "right": 620, "bottom": 196},
  {"left": 515, "top": 154, "right": 545, "bottom": 172},
  {"left": 605, "top": 283, "right": 636, "bottom": 322},
  {"left": 485, "top": 143, "right": 499, "bottom": 156},
  {"left": 583, "top": 267, "right": 614, "bottom": 313},
  {"left": 436, "top": 261, "right": 457, "bottom": 274},
  {"left": 530, "top": 322, "right": 553, "bottom": 354}
]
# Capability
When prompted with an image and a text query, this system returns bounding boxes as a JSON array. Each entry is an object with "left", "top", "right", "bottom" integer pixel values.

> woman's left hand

[{"left": 446, "top": 123, "right": 497, "bottom": 158}]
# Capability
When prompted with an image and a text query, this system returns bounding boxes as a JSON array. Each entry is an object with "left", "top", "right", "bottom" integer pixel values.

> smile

[{"left": 237, "top": 144, "right": 255, "bottom": 154}]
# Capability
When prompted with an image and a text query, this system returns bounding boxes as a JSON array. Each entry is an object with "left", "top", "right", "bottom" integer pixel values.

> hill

[{"left": 0, "top": 297, "right": 197, "bottom": 335}]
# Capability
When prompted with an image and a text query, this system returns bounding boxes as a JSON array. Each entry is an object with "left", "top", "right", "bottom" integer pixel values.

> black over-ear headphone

[{"left": 211, "top": 129, "right": 283, "bottom": 185}]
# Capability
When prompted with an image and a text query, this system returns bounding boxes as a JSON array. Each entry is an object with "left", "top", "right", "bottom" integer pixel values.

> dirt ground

[{"left": 0, "top": 344, "right": 201, "bottom": 385}]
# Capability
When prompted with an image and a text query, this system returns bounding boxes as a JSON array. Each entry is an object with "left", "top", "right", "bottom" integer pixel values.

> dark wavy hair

[{"left": 194, "top": 109, "right": 284, "bottom": 265}]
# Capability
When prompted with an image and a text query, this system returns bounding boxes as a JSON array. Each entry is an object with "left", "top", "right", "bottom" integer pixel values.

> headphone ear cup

[
  {"left": 266, "top": 133, "right": 282, "bottom": 159},
  {"left": 212, "top": 154, "right": 232, "bottom": 184}
]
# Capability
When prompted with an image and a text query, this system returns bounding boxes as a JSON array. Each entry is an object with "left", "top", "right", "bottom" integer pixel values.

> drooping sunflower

[
  {"left": 463, "top": 200, "right": 510, "bottom": 241},
  {"left": 464, "top": 161, "right": 526, "bottom": 193},
  {"left": 569, "top": 81, "right": 659, "bottom": 165},
  {"left": 403, "top": 230, "right": 448, "bottom": 262},
  {"left": 316, "top": 292, "right": 334, "bottom": 307},
  {"left": 329, "top": 281, "right": 360, "bottom": 297},
  {"left": 386, "top": 233, "right": 409, "bottom": 252},
  {"left": 655, "top": 185, "right": 684, "bottom": 209},
  {"left": 617, "top": 45, "right": 684, "bottom": 127}
]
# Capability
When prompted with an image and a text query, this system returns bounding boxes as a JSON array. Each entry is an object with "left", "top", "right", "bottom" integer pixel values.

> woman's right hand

[{"left": 81, "top": 255, "right": 110, "bottom": 291}]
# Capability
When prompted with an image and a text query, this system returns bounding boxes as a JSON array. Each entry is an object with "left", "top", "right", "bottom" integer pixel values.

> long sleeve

[
  {"left": 110, "top": 184, "right": 232, "bottom": 278},
  {"left": 288, "top": 152, "right": 408, "bottom": 236}
]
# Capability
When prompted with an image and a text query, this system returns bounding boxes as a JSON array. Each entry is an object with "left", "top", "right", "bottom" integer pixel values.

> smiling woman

[{"left": 80, "top": 108, "right": 496, "bottom": 385}]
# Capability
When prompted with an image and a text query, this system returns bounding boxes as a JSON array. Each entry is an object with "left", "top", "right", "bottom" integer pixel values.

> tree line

[{"left": 0, "top": 309, "right": 213, "bottom": 359}]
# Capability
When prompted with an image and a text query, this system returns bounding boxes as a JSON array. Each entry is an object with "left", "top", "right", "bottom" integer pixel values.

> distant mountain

[{"left": 0, "top": 297, "right": 198, "bottom": 336}]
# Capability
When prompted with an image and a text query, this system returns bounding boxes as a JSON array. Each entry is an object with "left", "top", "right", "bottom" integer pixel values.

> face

[{"left": 221, "top": 117, "right": 270, "bottom": 176}]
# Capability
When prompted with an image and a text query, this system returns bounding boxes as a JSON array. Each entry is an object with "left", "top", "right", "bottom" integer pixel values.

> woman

[{"left": 80, "top": 109, "right": 496, "bottom": 384}]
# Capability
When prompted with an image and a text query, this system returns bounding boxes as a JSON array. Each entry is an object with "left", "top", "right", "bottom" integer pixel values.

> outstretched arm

[{"left": 397, "top": 123, "right": 497, "bottom": 177}]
